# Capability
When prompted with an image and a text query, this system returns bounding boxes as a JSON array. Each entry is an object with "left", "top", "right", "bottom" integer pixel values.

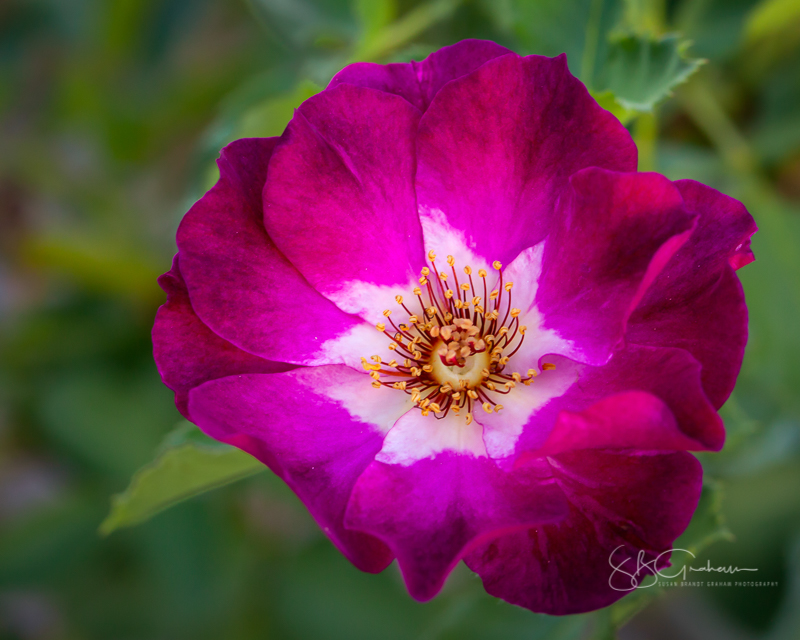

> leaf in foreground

[
  {"left": 595, "top": 33, "right": 704, "bottom": 113},
  {"left": 100, "top": 422, "right": 264, "bottom": 535}
]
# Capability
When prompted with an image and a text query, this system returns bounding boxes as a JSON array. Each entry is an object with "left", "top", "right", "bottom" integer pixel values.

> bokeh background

[{"left": 1, "top": 0, "right": 800, "bottom": 638}]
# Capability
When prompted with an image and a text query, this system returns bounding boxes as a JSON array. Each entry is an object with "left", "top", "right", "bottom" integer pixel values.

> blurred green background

[{"left": 1, "top": 0, "right": 800, "bottom": 638}]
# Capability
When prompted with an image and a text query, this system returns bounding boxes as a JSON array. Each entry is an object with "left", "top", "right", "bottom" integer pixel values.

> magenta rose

[{"left": 153, "top": 40, "right": 756, "bottom": 614}]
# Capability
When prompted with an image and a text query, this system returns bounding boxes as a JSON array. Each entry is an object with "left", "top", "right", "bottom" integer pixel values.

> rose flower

[{"left": 153, "top": 40, "right": 756, "bottom": 614}]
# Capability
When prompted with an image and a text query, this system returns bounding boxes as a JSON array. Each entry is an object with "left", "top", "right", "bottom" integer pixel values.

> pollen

[{"left": 362, "top": 251, "right": 546, "bottom": 423}]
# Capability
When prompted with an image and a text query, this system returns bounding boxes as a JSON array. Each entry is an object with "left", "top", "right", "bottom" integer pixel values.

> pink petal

[
  {"left": 465, "top": 449, "right": 702, "bottom": 614},
  {"left": 263, "top": 84, "right": 425, "bottom": 321},
  {"left": 177, "top": 138, "right": 365, "bottom": 366},
  {"left": 329, "top": 39, "right": 513, "bottom": 112},
  {"left": 626, "top": 180, "right": 757, "bottom": 407},
  {"left": 153, "top": 255, "right": 294, "bottom": 418},
  {"left": 187, "top": 367, "right": 414, "bottom": 573},
  {"left": 345, "top": 454, "right": 568, "bottom": 600},
  {"left": 415, "top": 53, "right": 637, "bottom": 266},
  {"left": 535, "top": 169, "right": 696, "bottom": 365}
]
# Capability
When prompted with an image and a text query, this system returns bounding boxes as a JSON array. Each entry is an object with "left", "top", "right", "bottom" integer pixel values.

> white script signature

[{"left": 608, "top": 546, "right": 758, "bottom": 592}]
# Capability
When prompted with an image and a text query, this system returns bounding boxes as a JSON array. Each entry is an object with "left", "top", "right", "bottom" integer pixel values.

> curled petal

[
  {"left": 627, "top": 181, "right": 757, "bottom": 407},
  {"left": 535, "top": 168, "right": 696, "bottom": 365}
]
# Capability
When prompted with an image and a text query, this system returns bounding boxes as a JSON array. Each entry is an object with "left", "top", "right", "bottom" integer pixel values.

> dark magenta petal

[
  {"left": 187, "top": 367, "right": 412, "bottom": 573},
  {"left": 415, "top": 53, "right": 637, "bottom": 266},
  {"left": 153, "top": 255, "right": 295, "bottom": 418},
  {"left": 329, "top": 39, "right": 512, "bottom": 112},
  {"left": 513, "top": 345, "right": 725, "bottom": 455},
  {"left": 626, "top": 181, "right": 757, "bottom": 408},
  {"left": 263, "top": 84, "right": 425, "bottom": 319},
  {"left": 345, "top": 454, "right": 568, "bottom": 601},
  {"left": 536, "top": 169, "right": 696, "bottom": 365},
  {"left": 177, "top": 138, "right": 365, "bottom": 365},
  {"left": 465, "top": 449, "right": 702, "bottom": 614}
]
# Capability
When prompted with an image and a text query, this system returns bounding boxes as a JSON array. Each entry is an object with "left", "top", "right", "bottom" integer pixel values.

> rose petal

[
  {"left": 187, "top": 366, "right": 414, "bottom": 573},
  {"left": 535, "top": 168, "right": 696, "bottom": 365},
  {"left": 415, "top": 53, "right": 637, "bottom": 266},
  {"left": 345, "top": 453, "right": 568, "bottom": 601},
  {"left": 329, "top": 39, "right": 513, "bottom": 112},
  {"left": 626, "top": 180, "right": 757, "bottom": 407},
  {"left": 263, "top": 84, "right": 425, "bottom": 323},
  {"left": 465, "top": 449, "right": 702, "bottom": 614},
  {"left": 153, "top": 255, "right": 295, "bottom": 418},
  {"left": 177, "top": 138, "right": 365, "bottom": 366},
  {"left": 507, "top": 345, "right": 724, "bottom": 456}
]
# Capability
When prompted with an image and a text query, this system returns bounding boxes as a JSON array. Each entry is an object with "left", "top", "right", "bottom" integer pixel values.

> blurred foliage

[{"left": 1, "top": 0, "right": 800, "bottom": 638}]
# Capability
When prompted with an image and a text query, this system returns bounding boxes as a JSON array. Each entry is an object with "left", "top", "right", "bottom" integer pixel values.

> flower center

[{"left": 362, "top": 251, "right": 554, "bottom": 424}]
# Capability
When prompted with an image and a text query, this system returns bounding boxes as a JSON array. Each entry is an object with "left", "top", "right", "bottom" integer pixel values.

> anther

[
  {"left": 383, "top": 309, "right": 391, "bottom": 317},
  {"left": 421, "top": 267, "right": 430, "bottom": 276},
  {"left": 464, "top": 265, "right": 472, "bottom": 275},
  {"left": 478, "top": 269, "right": 487, "bottom": 278},
  {"left": 467, "top": 389, "right": 479, "bottom": 400},
  {"left": 372, "top": 381, "right": 381, "bottom": 388},
  {"left": 413, "top": 287, "right": 422, "bottom": 295},
  {"left": 492, "top": 261, "right": 502, "bottom": 270},
  {"left": 510, "top": 308, "right": 521, "bottom": 317},
  {"left": 395, "top": 295, "right": 403, "bottom": 304},
  {"left": 376, "top": 322, "right": 385, "bottom": 331},
  {"left": 465, "top": 413, "right": 473, "bottom": 425},
  {"left": 482, "top": 402, "right": 493, "bottom": 413},
  {"left": 422, "top": 364, "right": 433, "bottom": 373},
  {"left": 447, "top": 255, "right": 455, "bottom": 266},
  {"left": 542, "top": 363, "right": 556, "bottom": 370},
  {"left": 428, "top": 250, "right": 436, "bottom": 260},
  {"left": 504, "top": 282, "right": 513, "bottom": 291}
]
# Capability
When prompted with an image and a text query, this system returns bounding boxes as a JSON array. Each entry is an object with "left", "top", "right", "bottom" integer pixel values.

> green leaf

[
  {"left": 595, "top": 33, "right": 704, "bottom": 112},
  {"left": 99, "top": 422, "right": 265, "bottom": 535},
  {"left": 589, "top": 90, "right": 639, "bottom": 125}
]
